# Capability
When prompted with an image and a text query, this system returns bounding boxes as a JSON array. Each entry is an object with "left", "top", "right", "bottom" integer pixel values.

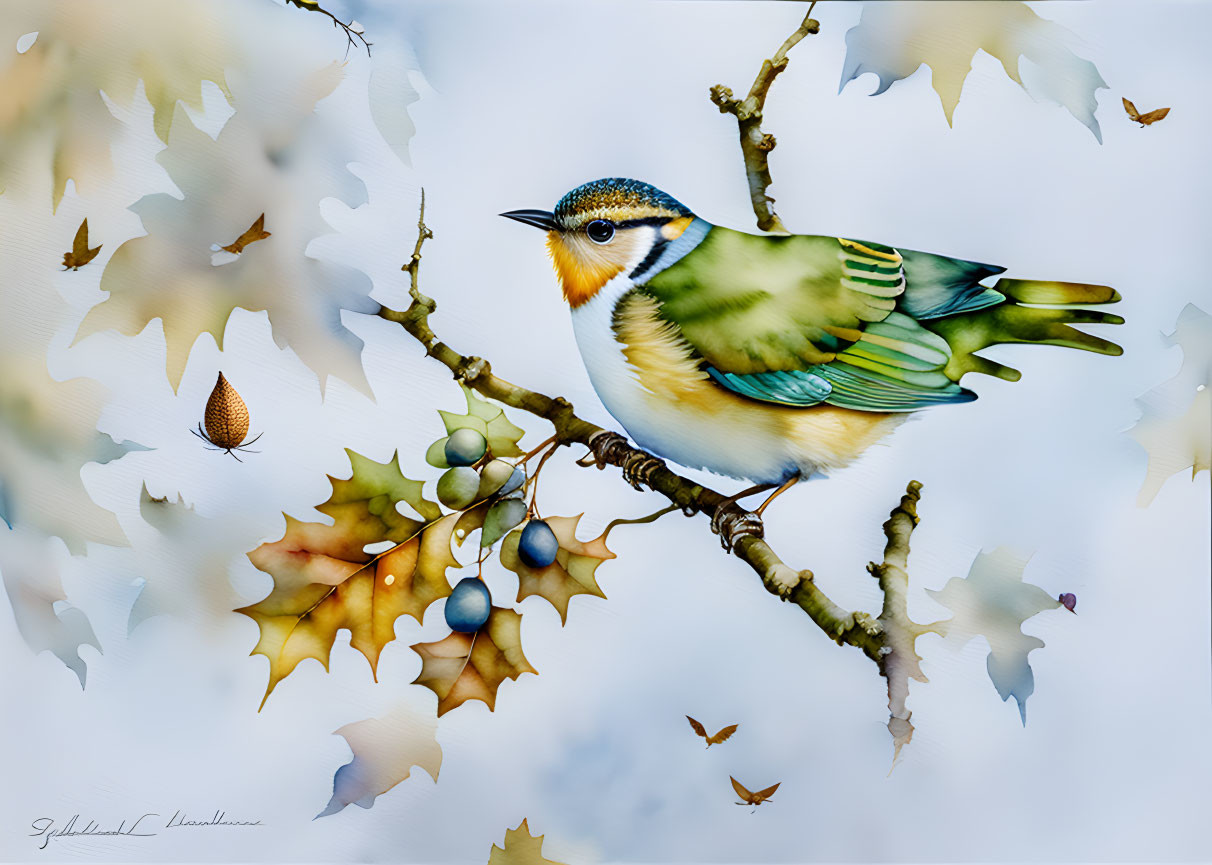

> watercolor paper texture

[{"left": 1, "top": 1, "right": 1209, "bottom": 862}]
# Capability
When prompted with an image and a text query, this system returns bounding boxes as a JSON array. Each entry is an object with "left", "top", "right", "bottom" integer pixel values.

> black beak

[{"left": 500, "top": 209, "right": 557, "bottom": 231}]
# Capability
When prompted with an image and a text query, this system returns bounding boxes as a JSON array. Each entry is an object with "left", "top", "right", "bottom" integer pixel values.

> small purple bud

[{"left": 1059, "top": 593, "right": 1077, "bottom": 613}]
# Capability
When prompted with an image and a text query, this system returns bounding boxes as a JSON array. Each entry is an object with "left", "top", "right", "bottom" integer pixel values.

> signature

[{"left": 30, "top": 811, "right": 262, "bottom": 850}]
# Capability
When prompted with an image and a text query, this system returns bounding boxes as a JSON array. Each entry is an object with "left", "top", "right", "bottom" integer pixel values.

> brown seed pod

[{"left": 191, "top": 373, "right": 262, "bottom": 460}]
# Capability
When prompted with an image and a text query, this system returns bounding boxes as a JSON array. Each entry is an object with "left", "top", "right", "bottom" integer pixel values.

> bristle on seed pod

[{"left": 191, "top": 373, "right": 262, "bottom": 460}]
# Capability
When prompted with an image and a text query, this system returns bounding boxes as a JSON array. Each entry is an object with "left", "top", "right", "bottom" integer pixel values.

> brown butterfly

[
  {"left": 62, "top": 219, "right": 101, "bottom": 270},
  {"left": 731, "top": 776, "right": 780, "bottom": 811},
  {"left": 1123, "top": 98, "right": 1170, "bottom": 127},
  {"left": 220, "top": 213, "right": 271, "bottom": 254},
  {"left": 686, "top": 716, "right": 738, "bottom": 748}
]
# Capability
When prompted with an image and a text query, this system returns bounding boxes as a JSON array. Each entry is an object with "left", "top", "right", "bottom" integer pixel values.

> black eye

[{"left": 586, "top": 219, "right": 615, "bottom": 244}]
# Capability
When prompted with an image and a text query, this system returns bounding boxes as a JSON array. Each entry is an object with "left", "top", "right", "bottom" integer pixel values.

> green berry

[
  {"left": 437, "top": 466, "right": 480, "bottom": 510},
  {"left": 444, "top": 428, "right": 487, "bottom": 467}
]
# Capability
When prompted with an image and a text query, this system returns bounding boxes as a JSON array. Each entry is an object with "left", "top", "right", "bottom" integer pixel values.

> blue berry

[
  {"left": 445, "top": 578, "right": 491, "bottom": 633},
  {"left": 518, "top": 520, "right": 559, "bottom": 569},
  {"left": 444, "top": 428, "right": 487, "bottom": 467}
]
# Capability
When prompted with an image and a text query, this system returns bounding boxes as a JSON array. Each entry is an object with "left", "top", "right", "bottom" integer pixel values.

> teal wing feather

[
  {"left": 897, "top": 248, "right": 1007, "bottom": 319},
  {"left": 641, "top": 226, "right": 1120, "bottom": 412},
  {"left": 643, "top": 228, "right": 979, "bottom": 411}
]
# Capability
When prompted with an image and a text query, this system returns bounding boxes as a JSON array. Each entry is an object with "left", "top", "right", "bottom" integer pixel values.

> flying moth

[
  {"left": 62, "top": 219, "right": 101, "bottom": 270},
  {"left": 1122, "top": 97, "right": 1170, "bottom": 126},
  {"left": 686, "top": 716, "right": 739, "bottom": 748},
  {"left": 220, "top": 213, "right": 271, "bottom": 254},
  {"left": 731, "top": 776, "right": 780, "bottom": 811}
]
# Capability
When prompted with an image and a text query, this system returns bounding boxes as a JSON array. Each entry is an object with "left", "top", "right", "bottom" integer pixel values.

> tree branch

[
  {"left": 710, "top": 1, "right": 819, "bottom": 233},
  {"left": 377, "top": 195, "right": 885, "bottom": 663},
  {"left": 284, "top": 0, "right": 371, "bottom": 57},
  {"left": 868, "top": 481, "right": 932, "bottom": 761}
]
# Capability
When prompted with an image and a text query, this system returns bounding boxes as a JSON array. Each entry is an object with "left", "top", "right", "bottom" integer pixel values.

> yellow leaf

[
  {"left": 239, "top": 451, "right": 455, "bottom": 708},
  {"left": 411, "top": 608, "right": 536, "bottom": 716},
  {"left": 500, "top": 515, "right": 614, "bottom": 624},
  {"left": 487, "top": 819, "right": 567, "bottom": 865}
]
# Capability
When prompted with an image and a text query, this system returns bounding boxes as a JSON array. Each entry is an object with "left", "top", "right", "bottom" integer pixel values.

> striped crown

[{"left": 553, "top": 178, "right": 692, "bottom": 230}]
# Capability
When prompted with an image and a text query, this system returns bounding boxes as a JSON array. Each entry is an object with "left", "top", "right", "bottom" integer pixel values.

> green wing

[{"left": 641, "top": 227, "right": 980, "bottom": 412}]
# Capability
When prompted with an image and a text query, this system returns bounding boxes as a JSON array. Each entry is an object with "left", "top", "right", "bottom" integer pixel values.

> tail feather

[{"left": 923, "top": 279, "right": 1123, "bottom": 383}]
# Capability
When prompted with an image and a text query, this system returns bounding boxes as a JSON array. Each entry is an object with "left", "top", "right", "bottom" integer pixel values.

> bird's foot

[
  {"left": 710, "top": 505, "right": 764, "bottom": 553},
  {"left": 582, "top": 432, "right": 666, "bottom": 490},
  {"left": 619, "top": 451, "right": 666, "bottom": 490},
  {"left": 583, "top": 431, "right": 630, "bottom": 470}
]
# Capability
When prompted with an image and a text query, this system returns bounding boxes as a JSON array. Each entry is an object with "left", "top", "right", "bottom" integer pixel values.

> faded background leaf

[
  {"left": 0, "top": 2, "right": 1208, "bottom": 863},
  {"left": 77, "top": 45, "right": 384, "bottom": 395},
  {"left": 1129, "top": 304, "right": 1211, "bottom": 506},
  {"left": 0, "top": 0, "right": 233, "bottom": 207},
  {"left": 927, "top": 548, "right": 1062, "bottom": 724},
  {"left": 841, "top": 1, "right": 1107, "bottom": 139},
  {"left": 317, "top": 702, "right": 441, "bottom": 818}
]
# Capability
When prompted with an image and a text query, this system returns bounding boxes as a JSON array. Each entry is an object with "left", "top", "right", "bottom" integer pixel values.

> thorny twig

[
  {"left": 285, "top": 0, "right": 372, "bottom": 58},
  {"left": 710, "top": 0, "right": 819, "bottom": 232}
]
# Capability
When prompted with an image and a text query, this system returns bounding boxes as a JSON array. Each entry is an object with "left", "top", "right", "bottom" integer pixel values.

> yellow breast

[{"left": 613, "top": 292, "right": 904, "bottom": 477}]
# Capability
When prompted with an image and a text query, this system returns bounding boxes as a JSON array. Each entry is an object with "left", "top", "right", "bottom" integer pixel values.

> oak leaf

[
  {"left": 240, "top": 450, "right": 455, "bottom": 708},
  {"left": 686, "top": 716, "right": 738, "bottom": 748},
  {"left": 487, "top": 819, "right": 567, "bottom": 865},
  {"left": 61, "top": 219, "right": 101, "bottom": 270},
  {"left": 926, "top": 548, "right": 1062, "bottom": 724},
  {"left": 426, "top": 386, "right": 525, "bottom": 468},
  {"left": 411, "top": 607, "right": 536, "bottom": 716},
  {"left": 78, "top": 48, "right": 382, "bottom": 395},
  {"left": 317, "top": 704, "right": 442, "bottom": 818},
  {"left": 500, "top": 516, "right": 615, "bottom": 624},
  {"left": 841, "top": 2, "right": 1107, "bottom": 140},
  {"left": 0, "top": 194, "right": 142, "bottom": 684},
  {"left": 1128, "top": 304, "right": 1211, "bottom": 506},
  {"left": 0, "top": 1, "right": 234, "bottom": 207}
]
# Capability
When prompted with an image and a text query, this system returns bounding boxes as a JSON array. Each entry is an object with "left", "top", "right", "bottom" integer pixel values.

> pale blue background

[{"left": 1, "top": 1, "right": 1209, "bottom": 862}]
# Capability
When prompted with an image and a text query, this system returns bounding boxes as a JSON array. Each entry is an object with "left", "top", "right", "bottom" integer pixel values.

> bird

[{"left": 502, "top": 178, "right": 1122, "bottom": 539}]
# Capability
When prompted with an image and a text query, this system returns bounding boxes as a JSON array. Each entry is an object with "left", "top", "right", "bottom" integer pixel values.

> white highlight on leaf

[{"left": 15, "top": 31, "right": 37, "bottom": 53}]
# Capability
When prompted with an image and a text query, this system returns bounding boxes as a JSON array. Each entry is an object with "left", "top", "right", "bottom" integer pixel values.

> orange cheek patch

[{"left": 546, "top": 233, "right": 625, "bottom": 308}]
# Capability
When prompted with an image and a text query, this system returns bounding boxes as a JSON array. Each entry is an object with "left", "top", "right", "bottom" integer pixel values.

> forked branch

[
  {"left": 710, "top": 1, "right": 819, "bottom": 232},
  {"left": 377, "top": 196, "right": 885, "bottom": 662}
]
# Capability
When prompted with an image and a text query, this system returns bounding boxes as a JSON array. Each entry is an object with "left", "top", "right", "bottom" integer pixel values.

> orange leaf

[
  {"left": 411, "top": 607, "right": 536, "bottom": 716},
  {"left": 500, "top": 515, "right": 615, "bottom": 624},
  {"left": 239, "top": 450, "right": 452, "bottom": 708}
]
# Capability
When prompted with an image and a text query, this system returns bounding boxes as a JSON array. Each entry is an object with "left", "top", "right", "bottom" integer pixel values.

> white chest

[{"left": 568, "top": 277, "right": 904, "bottom": 485}]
